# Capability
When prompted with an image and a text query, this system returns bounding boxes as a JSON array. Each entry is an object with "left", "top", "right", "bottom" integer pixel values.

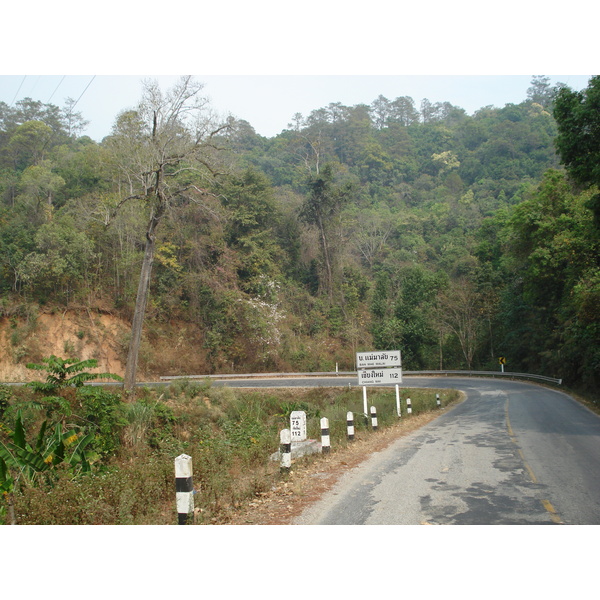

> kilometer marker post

[
  {"left": 321, "top": 417, "right": 331, "bottom": 454},
  {"left": 175, "top": 454, "right": 194, "bottom": 525},
  {"left": 396, "top": 384, "right": 401, "bottom": 417},
  {"left": 280, "top": 429, "right": 292, "bottom": 473},
  {"left": 370, "top": 406, "right": 378, "bottom": 431},
  {"left": 347, "top": 411, "right": 355, "bottom": 441}
]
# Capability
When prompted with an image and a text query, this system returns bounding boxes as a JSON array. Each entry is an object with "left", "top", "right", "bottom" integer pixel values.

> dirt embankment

[{"left": 0, "top": 308, "right": 128, "bottom": 382}]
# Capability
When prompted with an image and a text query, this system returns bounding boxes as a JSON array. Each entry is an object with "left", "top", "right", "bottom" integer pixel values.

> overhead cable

[
  {"left": 10, "top": 75, "right": 27, "bottom": 106},
  {"left": 69, "top": 75, "right": 96, "bottom": 112},
  {"left": 47, "top": 75, "right": 66, "bottom": 103}
]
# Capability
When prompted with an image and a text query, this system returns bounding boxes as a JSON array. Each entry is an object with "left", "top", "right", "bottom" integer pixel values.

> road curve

[{"left": 245, "top": 376, "right": 600, "bottom": 525}]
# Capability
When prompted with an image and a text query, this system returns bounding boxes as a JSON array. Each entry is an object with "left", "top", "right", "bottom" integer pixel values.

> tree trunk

[
  {"left": 123, "top": 203, "right": 164, "bottom": 392},
  {"left": 316, "top": 213, "right": 334, "bottom": 302}
]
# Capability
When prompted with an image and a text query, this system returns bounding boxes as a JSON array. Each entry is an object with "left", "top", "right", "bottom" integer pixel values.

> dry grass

[{"left": 221, "top": 403, "right": 463, "bottom": 525}]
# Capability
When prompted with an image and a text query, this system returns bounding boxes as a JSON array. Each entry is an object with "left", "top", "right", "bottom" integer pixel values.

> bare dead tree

[
  {"left": 104, "top": 76, "right": 229, "bottom": 392},
  {"left": 436, "top": 278, "right": 483, "bottom": 370}
]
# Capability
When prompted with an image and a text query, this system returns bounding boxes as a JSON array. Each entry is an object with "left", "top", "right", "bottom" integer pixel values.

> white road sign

[
  {"left": 356, "top": 350, "right": 401, "bottom": 369},
  {"left": 358, "top": 367, "right": 403, "bottom": 385},
  {"left": 290, "top": 410, "right": 307, "bottom": 441}
]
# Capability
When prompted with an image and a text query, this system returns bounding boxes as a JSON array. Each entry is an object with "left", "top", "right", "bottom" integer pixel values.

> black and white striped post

[
  {"left": 321, "top": 417, "right": 331, "bottom": 454},
  {"left": 370, "top": 406, "right": 378, "bottom": 431},
  {"left": 406, "top": 397, "right": 412, "bottom": 415},
  {"left": 175, "top": 453, "right": 194, "bottom": 525},
  {"left": 347, "top": 411, "right": 355, "bottom": 441},
  {"left": 280, "top": 428, "right": 292, "bottom": 473},
  {"left": 436, "top": 393, "right": 441, "bottom": 408}
]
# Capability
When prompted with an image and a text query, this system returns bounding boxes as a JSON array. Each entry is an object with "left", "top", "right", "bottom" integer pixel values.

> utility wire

[
  {"left": 70, "top": 75, "right": 96, "bottom": 112},
  {"left": 47, "top": 75, "right": 66, "bottom": 103},
  {"left": 10, "top": 75, "right": 27, "bottom": 106},
  {"left": 29, "top": 75, "right": 41, "bottom": 97}
]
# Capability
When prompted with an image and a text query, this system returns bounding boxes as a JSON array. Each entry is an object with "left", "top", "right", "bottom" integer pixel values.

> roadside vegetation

[
  {"left": 0, "top": 366, "right": 460, "bottom": 524},
  {"left": 1, "top": 76, "right": 598, "bottom": 400}
]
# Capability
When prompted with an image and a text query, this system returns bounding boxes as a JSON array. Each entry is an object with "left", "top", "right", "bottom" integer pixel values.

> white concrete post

[
  {"left": 370, "top": 406, "right": 378, "bottom": 431},
  {"left": 347, "top": 411, "right": 355, "bottom": 441},
  {"left": 290, "top": 411, "right": 307, "bottom": 442},
  {"left": 175, "top": 454, "right": 194, "bottom": 525},
  {"left": 320, "top": 417, "right": 330, "bottom": 454},
  {"left": 363, "top": 386, "right": 368, "bottom": 425},
  {"left": 280, "top": 429, "right": 292, "bottom": 473},
  {"left": 406, "top": 397, "right": 412, "bottom": 414},
  {"left": 436, "top": 393, "right": 441, "bottom": 408},
  {"left": 396, "top": 384, "right": 401, "bottom": 417}
]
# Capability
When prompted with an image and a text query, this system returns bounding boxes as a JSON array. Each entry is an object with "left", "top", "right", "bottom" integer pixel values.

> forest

[{"left": 0, "top": 75, "right": 598, "bottom": 397}]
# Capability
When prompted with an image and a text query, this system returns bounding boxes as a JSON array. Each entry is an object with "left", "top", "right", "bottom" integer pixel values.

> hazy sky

[
  {"left": 0, "top": 74, "right": 593, "bottom": 141},
  {"left": 1, "top": 1, "right": 597, "bottom": 141}
]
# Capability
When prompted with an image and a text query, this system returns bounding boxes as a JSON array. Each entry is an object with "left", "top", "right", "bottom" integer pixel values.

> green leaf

[
  {"left": 0, "top": 440, "right": 16, "bottom": 467},
  {"left": 10, "top": 444, "right": 49, "bottom": 472},
  {"left": 35, "top": 421, "right": 49, "bottom": 452},
  {"left": 0, "top": 456, "right": 14, "bottom": 493},
  {"left": 13, "top": 411, "right": 26, "bottom": 449},
  {"left": 53, "top": 439, "right": 65, "bottom": 465}
]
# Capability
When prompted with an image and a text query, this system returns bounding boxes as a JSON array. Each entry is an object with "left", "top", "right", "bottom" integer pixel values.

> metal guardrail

[
  {"left": 2, "top": 369, "right": 562, "bottom": 387},
  {"left": 159, "top": 370, "right": 562, "bottom": 386},
  {"left": 404, "top": 370, "right": 562, "bottom": 385}
]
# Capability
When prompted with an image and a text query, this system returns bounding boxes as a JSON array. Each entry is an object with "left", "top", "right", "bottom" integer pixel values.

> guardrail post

[
  {"left": 347, "top": 411, "right": 355, "bottom": 441},
  {"left": 280, "top": 429, "right": 292, "bottom": 473},
  {"left": 370, "top": 406, "right": 378, "bottom": 431},
  {"left": 406, "top": 397, "right": 412, "bottom": 414},
  {"left": 175, "top": 454, "right": 194, "bottom": 525},
  {"left": 321, "top": 417, "right": 330, "bottom": 454}
]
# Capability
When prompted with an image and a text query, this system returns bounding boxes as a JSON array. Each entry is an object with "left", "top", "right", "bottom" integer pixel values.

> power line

[
  {"left": 10, "top": 75, "right": 27, "bottom": 106},
  {"left": 28, "top": 75, "right": 42, "bottom": 97},
  {"left": 47, "top": 75, "right": 66, "bottom": 103},
  {"left": 70, "top": 75, "right": 96, "bottom": 112}
]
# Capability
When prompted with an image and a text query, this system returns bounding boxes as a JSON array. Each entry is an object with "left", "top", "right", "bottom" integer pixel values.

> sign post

[
  {"left": 357, "top": 350, "right": 403, "bottom": 422},
  {"left": 358, "top": 367, "right": 402, "bottom": 386},
  {"left": 356, "top": 350, "right": 401, "bottom": 369}
]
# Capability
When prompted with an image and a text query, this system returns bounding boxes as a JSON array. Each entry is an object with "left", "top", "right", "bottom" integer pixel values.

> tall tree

[
  {"left": 553, "top": 76, "right": 600, "bottom": 226},
  {"left": 299, "top": 163, "right": 353, "bottom": 301},
  {"left": 436, "top": 278, "right": 483, "bottom": 369},
  {"left": 105, "top": 76, "right": 228, "bottom": 391},
  {"left": 526, "top": 75, "right": 554, "bottom": 109}
]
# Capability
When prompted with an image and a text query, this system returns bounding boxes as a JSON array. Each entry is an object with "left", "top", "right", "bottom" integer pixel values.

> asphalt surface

[{"left": 244, "top": 376, "right": 600, "bottom": 525}]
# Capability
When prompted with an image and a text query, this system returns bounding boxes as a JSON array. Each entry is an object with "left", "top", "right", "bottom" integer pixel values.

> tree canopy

[{"left": 1, "top": 75, "right": 598, "bottom": 398}]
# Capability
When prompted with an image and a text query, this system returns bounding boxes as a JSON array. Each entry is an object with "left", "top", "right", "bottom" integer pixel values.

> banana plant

[{"left": 1, "top": 410, "right": 95, "bottom": 522}]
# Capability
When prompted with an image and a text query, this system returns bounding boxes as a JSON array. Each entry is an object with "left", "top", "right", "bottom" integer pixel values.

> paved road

[{"left": 244, "top": 376, "right": 600, "bottom": 525}]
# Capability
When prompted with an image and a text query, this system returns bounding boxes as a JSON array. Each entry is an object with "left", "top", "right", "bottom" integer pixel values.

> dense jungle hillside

[{"left": 0, "top": 75, "right": 598, "bottom": 396}]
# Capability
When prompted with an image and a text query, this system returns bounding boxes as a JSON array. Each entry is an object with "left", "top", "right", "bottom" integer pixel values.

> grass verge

[{"left": 1, "top": 381, "right": 461, "bottom": 524}]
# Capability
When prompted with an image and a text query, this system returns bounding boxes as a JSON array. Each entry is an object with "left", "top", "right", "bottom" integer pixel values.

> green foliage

[
  {"left": 554, "top": 77, "right": 600, "bottom": 189},
  {"left": 77, "top": 386, "right": 127, "bottom": 456},
  {"left": 1, "top": 76, "right": 599, "bottom": 396},
  {"left": 26, "top": 355, "right": 123, "bottom": 394},
  {"left": 0, "top": 410, "right": 94, "bottom": 495}
]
